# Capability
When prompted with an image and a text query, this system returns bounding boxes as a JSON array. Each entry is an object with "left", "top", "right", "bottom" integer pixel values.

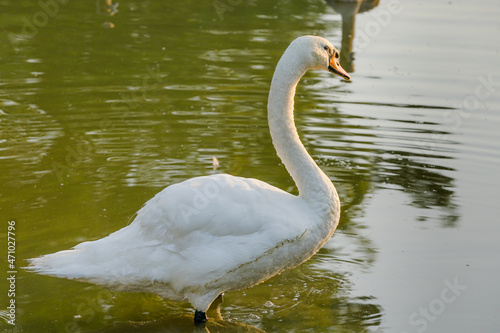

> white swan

[{"left": 26, "top": 35, "right": 350, "bottom": 323}]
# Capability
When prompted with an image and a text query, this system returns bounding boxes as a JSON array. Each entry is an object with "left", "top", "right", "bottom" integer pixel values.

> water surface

[{"left": 1, "top": 0, "right": 499, "bottom": 332}]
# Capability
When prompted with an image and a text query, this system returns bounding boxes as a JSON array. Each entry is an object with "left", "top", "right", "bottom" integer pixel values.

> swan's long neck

[{"left": 267, "top": 49, "right": 339, "bottom": 219}]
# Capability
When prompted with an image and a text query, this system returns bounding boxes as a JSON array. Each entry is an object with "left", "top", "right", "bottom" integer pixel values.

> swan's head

[{"left": 289, "top": 36, "right": 350, "bottom": 81}]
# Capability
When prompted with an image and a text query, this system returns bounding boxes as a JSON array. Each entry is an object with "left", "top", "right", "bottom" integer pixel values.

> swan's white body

[{"left": 27, "top": 35, "right": 349, "bottom": 317}]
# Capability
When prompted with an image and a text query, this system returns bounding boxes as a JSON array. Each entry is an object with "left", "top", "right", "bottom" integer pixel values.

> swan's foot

[{"left": 194, "top": 310, "right": 208, "bottom": 324}]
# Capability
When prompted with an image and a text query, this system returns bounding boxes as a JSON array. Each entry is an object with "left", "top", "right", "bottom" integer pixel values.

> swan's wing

[
  {"left": 133, "top": 174, "right": 313, "bottom": 277},
  {"left": 137, "top": 174, "right": 307, "bottom": 240}
]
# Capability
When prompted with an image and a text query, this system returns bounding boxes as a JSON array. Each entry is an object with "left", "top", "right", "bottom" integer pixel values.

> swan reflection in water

[{"left": 326, "top": 0, "right": 380, "bottom": 72}]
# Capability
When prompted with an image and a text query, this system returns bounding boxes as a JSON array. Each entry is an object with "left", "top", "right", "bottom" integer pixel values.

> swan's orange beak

[{"left": 328, "top": 56, "right": 350, "bottom": 81}]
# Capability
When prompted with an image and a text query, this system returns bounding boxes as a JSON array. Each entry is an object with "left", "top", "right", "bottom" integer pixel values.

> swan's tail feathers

[
  {"left": 24, "top": 226, "right": 135, "bottom": 280},
  {"left": 24, "top": 248, "right": 89, "bottom": 280}
]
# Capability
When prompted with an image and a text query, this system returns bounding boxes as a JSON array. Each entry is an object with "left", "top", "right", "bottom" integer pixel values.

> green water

[{"left": 1, "top": 0, "right": 499, "bottom": 332}]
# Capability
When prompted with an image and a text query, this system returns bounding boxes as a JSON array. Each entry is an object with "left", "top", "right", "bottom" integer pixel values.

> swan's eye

[
  {"left": 334, "top": 51, "right": 339, "bottom": 59},
  {"left": 323, "top": 45, "right": 333, "bottom": 57}
]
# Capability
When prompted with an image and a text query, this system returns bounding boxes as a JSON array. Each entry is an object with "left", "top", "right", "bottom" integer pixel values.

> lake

[{"left": 1, "top": 0, "right": 499, "bottom": 332}]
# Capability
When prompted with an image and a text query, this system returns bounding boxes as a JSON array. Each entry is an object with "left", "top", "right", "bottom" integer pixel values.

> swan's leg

[
  {"left": 213, "top": 293, "right": 224, "bottom": 307},
  {"left": 194, "top": 310, "right": 208, "bottom": 324},
  {"left": 194, "top": 292, "right": 223, "bottom": 323},
  {"left": 207, "top": 293, "right": 224, "bottom": 320}
]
